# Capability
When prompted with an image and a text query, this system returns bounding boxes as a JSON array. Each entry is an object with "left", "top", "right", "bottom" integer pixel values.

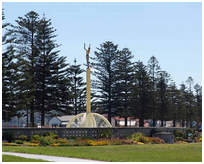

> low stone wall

[{"left": 2, "top": 127, "right": 186, "bottom": 139}]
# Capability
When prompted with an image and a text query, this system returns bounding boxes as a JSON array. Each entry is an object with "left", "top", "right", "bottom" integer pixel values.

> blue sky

[{"left": 2, "top": 2, "right": 202, "bottom": 88}]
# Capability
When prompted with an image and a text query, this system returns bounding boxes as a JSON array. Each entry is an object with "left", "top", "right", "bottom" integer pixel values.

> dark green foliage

[
  {"left": 30, "top": 135, "right": 40, "bottom": 141},
  {"left": 131, "top": 61, "right": 151, "bottom": 127},
  {"left": 96, "top": 129, "right": 112, "bottom": 139},
  {"left": 132, "top": 132, "right": 145, "bottom": 142},
  {"left": 43, "top": 132, "right": 59, "bottom": 139},
  {"left": 68, "top": 59, "right": 86, "bottom": 115},
  {"left": 114, "top": 48, "right": 134, "bottom": 126},
  {"left": 15, "top": 140, "right": 24, "bottom": 144},
  {"left": 38, "top": 136, "right": 54, "bottom": 146},
  {"left": 34, "top": 15, "right": 71, "bottom": 125},
  {"left": 147, "top": 56, "right": 161, "bottom": 126},
  {"left": 67, "top": 135, "right": 77, "bottom": 140},
  {"left": 80, "top": 135, "right": 92, "bottom": 140},
  {"left": 91, "top": 41, "right": 119, "bottom": 123},
  {"left": 156, "top": 71, "right": 171, "bottom": 127},
  {"left": 2, "top": 131, "right": 15, "bottom": 143},
  {"left": 19, "top": 135, "right": 28, "bottom": 141},
  {"left": 2, "top": 10, "right": 26, "bottom": 121},
  {"left": 175, "top": 130, "right": 186, "bottom": 141}
]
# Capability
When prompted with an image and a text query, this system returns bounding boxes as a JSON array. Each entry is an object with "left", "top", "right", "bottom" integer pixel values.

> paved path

[{"left": 2, "top": 152, "right": 102, "bottom": 162}]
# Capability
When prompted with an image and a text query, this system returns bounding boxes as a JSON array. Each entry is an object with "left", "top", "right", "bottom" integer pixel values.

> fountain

[{"left": 66, "top": 44, "right": 112, "bottom": 128}]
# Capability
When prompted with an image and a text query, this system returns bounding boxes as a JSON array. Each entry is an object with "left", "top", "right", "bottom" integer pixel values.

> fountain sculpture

[{"left": 66, "top": 44, "right": 112, "bottom": 128}]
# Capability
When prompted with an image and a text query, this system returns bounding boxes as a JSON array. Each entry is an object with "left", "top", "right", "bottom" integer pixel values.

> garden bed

[{"left": 2, "top": 130, "right": 202, "bottom": 147}]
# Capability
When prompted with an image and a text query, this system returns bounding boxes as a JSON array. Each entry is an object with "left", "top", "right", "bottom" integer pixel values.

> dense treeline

[{"left": 2, "top": 11, "right": 202, "bottom": 128}]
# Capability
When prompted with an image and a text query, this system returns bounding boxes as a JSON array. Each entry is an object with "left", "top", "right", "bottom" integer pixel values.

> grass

[
  {"left": 2, "top": 143, "right": 202, "bottom": 162},
  {"left": 2, "top": 155, "right": 49, "bottom": 162}
]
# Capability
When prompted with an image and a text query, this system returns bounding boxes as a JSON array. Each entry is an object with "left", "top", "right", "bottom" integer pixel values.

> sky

[{"left": 2, "top": 2, "right": 202, "bottom": 88}]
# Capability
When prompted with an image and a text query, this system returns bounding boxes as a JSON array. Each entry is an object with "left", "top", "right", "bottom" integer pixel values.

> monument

[{"left": 66, "top": 44, "right": 112, "bottom": 127}]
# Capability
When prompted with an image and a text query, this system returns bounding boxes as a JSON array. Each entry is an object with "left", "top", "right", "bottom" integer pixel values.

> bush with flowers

[{"left": 15, "top": 140, "right": 24, "bottom": 144}]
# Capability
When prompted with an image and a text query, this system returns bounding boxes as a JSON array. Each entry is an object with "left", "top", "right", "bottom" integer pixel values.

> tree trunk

[
  {"left": 41, "top": 109, "right": 44, "bottom": 127},
  {"left": 153, "top": 118, "right": 156, "bottom": 127},
  {"left": 30, "top": 101, "right": 34, "bottom": 127},
  {"left": 182, "top": 120, "right": 184, "bottom": 127},
  {"left": 125, "top": 117, "right": 128, "bottom": 127}
]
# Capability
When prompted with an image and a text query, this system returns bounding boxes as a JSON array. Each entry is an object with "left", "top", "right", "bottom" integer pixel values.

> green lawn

[
  {"left": 2, "top": 143, "right": 202, "bottom": 162},
  {"left": 2, "top": 155, "right": 49, "bottom": 162}
]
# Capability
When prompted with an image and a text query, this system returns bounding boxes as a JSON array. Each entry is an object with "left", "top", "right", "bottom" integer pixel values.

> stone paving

[{"left": 2, "top": 152, "right": 102, "bottom": 162}]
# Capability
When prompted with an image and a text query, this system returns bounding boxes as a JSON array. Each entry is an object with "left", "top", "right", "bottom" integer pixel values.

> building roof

[{"left": 57, "top": 115, "right": 75, "bottom": 122}]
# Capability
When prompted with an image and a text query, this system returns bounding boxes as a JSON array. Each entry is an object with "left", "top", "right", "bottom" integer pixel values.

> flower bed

[{"left": 3, "top": 131, "right": 199, "bottom": 147}]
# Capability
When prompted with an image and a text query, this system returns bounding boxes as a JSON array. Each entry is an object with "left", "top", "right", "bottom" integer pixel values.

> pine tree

[
  {"left": 91, "top": 41, "right": 119, "bottom": 123},
  {"left": 68, "top": 58, "right": 86, "bottom": 115},
  {"left": 147, "top": 56, "right": 161, "bottom": 126},
  {"left": 115, "top": 48, "right": 134, "bottom": 126},
  {"left": 179, "top": 83, "right": 188, "bottom": 127},
  {"left": 2, "top": 10, "right": 30, "bottom": 121},
  {"left": 168, "top": 82, "right": 180, "bottom": 127},
  {"left": 8, "top": 11, "right": 41, "bottom": 127},
  {"left": 156, "top": 71, "right": 171, "bottom": 127},
  {"left": 185, "top": 77, "right": 196, "bottom": 128},
  {"left": 35, "top": 14, "right": 70, "bottom": 126},
  {"left": 131, "top": 61, "right": 151, "bottom": 127},
  {"left": 194, "top": 84, "right": 202, "bottom": 129}
]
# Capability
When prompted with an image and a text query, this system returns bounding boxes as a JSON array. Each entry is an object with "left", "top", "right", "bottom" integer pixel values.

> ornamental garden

[{"left": 2, "top": 128, "right": 202, "bottom": 147}]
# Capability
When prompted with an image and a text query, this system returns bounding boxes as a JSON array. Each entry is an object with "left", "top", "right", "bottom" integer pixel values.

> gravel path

[{"left": 2, "top": 152, "right": 102, "bottom": 162}]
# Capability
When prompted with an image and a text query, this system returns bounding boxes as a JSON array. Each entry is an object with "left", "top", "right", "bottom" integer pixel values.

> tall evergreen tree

[
  {"left": 185, "top": 77, "right": 196, "bottom": 128},
  {"left": 2, "top": 10, "right": 18, "bottom": 121},
  {"left": 179, "top": 83, "right": 188, "bottom": 127},
  {"left": 156, "top": 71, "right": 171, "bottom": 127},
  {"left": 2, "top": 10, "right": 31, "bottom": 122},
  {"left": 91, "top": 41, "right": 119, "bottom": 123},
  {"left": 35, "top": 14, "right": 70, "bottom": 126},
  {"left": 131, "top": 61, "right": 150, "bottom": 127},
  {"left": 194, "top": 83, "right": 202, "bottom": 128},
  {"left": 168, "top": 82, "right": 180, "bottom": 127},
  {"left": 115, "top": 48, "right": 134, "bottom": 126},
  {"left": 69, "top": 58, "right": 86, "bottom": 115},
  {"left": 147, "top": 56, "right": 161, "bottom": 126},
  {"left": 8, "top": 11, "right": 41, "bottom": 127}
]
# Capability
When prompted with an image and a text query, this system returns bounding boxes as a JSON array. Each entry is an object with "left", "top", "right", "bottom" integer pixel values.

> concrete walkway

[{"left": 2, "top": 152, "right": 102, "bottom": 162}]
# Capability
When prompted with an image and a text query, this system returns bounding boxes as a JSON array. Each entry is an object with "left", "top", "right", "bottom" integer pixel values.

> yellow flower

[{"left": 137, "top": 142, "right": 144, "bottom": 145}]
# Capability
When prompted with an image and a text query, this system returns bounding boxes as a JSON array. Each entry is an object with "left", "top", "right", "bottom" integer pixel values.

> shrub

[
  {"left": 38, "top": 136, "right": 54, "bottom": 146},
  {"left": 80, "top": 135, "right": 92, "bottom": 140},
  {"left": 148, "top": 137, "right": 165, "bottom": 144},
  {"left": 67, "top": 135, "right": 77, "bottom": 140},
  {"left": 132, "top": 132, "right": 144, "bottom": 142},
  {"left": 97, "top": 129, "right": 112, "bottom": 139},
  {"left": 123, "top": 139, "right": 134, "bottom": 144},
  {"left": 19, "top": 135, "right": 28, "bottom": 141},
  {"left": 187, "top": 128, "right": 194, "bottom": 134},
  {"left": 139, "top": 136, "right": 149, "bottom": 143},
  {"left": 110, "top": 138, "right": 124, "bottom": 145},
  {"left": 54, "top": 138, "right": 67, "bottom": 144},
  {"left": 175, "top": 130, "right": 185, "bottom": 140},
  {"left": 43, "top": 132, "right": 59, "bottom": 139},
  {"left": 2, "top": 131, "right": 15, "bottom": 143},
  {"left": 30, "top": 135, "right": 40, "bottom": 141},
  {"left": 30, "top": 139, "right": 39, "bottom": 144},
  {"left": 15, "top": 140, "right": 24, "bottom": 144}
]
